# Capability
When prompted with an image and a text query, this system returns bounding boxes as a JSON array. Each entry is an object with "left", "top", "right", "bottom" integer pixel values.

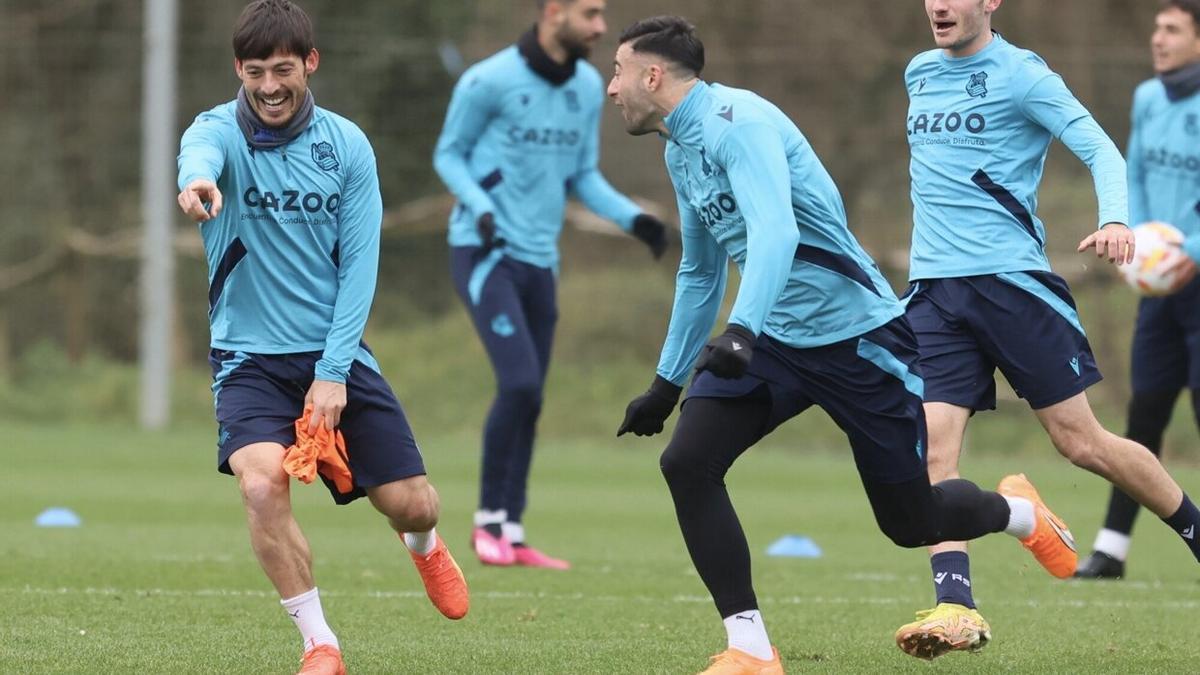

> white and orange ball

[{"left": 1119, "top": 221, "right": 1186, "bottom": 296}]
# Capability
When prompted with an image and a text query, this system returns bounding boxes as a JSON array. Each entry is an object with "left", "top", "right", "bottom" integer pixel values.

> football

[{"left": 1119, "top": 221, "right": 1186, "bottom": 296}]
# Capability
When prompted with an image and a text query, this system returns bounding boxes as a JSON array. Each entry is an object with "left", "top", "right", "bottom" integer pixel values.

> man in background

[{"left": 434, "top": 0, "right": 668, "bottom": 570}]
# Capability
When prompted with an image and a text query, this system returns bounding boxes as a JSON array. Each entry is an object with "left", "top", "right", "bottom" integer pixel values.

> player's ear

[
  {"left": 645, "top": 64, "right": 663, "bottom": 92},
  {"left": 305, "top": 49, "right": 320, "bottom": 76}
]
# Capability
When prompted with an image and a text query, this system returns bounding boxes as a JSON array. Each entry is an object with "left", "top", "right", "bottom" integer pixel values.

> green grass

[{"left": 4, "top": 422, "right": 1200, "bottom": 673}]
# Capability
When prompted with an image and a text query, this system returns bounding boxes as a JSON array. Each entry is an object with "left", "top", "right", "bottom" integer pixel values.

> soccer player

[
  {"left": 433, "top": 0, "right": 669, "bottom": 569},
  {"left": 176, "top": 2, "right": 468, "bottom": 672},
  {"left": 1077, "top": 0, "right": 1200, "bottom": 580},
  {"left": 895, "top": 0, "right": 1200, "bottom": 658},
  {"left": 609, "top": 16, "right": 1073, "bottom": 672}
]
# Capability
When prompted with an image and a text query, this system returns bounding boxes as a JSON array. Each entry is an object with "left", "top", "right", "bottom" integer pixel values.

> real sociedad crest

[
  {"left": 565, "top": 89, "right": 580, "bottom": 113},
  {"left": 1187, "top": 113, "right": 1199, "bottom": 137},
  {"left": 311, "top": 141, "right": 339, "bottom": 172},
  {"left": 966, "top": 71, "right": 989, "bottom": 98}
]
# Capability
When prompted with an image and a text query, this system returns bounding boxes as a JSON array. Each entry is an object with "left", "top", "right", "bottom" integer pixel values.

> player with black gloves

[{"left": 433, "top": 0, "right": 668, "bottom": 570}]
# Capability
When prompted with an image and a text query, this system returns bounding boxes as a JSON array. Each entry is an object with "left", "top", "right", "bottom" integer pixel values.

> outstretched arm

[
  {"left": 177, "top": 113, "right": 228, "bottom": 221},
  {"left": 1059, "top": 116, "right": 1134, "bottom": 264},
  {"left": 1018, "top": 72, "right": 1132, "bottom": 264}
]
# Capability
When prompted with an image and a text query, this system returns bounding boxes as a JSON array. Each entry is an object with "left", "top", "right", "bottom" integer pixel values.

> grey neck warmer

[{"left": 235, "top": 86, "right": 314, "bottom": 150}]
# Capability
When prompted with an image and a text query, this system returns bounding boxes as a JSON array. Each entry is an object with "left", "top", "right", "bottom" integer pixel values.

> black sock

[
  {"left": 1162, "top": 494, "right": 1200, "bottom": 563},
  {"left": 931, "top": 551, "right": 975, "bottom": 609},
  {"left": 483, "top": 523, "right": 503, "bottom": 538}
]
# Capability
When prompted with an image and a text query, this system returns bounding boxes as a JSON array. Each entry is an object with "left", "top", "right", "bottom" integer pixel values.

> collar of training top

[
  {"left": 663, "top": 80, "right": 712, "bottom": 142},
  {"left": 517, "top": 24, "right": 577, "bottom": 86}
]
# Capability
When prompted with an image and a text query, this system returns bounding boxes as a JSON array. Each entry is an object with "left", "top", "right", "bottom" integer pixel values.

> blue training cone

[
  {"left": 766, "top": 534, "right": 822, "bottom": 558},
  {"left": 35, "top": 507, "right": 82, "bottom": 528}
]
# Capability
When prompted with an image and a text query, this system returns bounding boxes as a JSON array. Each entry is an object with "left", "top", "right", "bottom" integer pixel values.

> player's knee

[
  {"left": 659, "top": 443, "right": 706, "bottom": 487},
  {"left": 878, "top": 518, "right": 932, "bottom": 549},
  {"left": 499, "top": 379, "right": 543, "bottom": 411},
  {"left": 1051, "top": 429, "right": 1097, "bottom": 468},
  {"left": 237, "top": 471, "right": 288, "bottom": 511},
  {"left": 396, "top": 488, "right": 440, "bottom": 531}
]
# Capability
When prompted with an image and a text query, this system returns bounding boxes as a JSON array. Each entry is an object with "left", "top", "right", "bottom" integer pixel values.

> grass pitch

[{"left": 4, "top": 421, "right": 1200, "bottom": 673}]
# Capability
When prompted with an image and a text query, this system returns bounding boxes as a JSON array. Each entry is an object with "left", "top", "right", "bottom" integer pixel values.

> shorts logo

[
  {"left": 311, "top": 141, "right": 339, "bottom": 172},
  {"left": 218, "top": 425, "right": 231, "bottom": 448},
  {"left": 1187, "top": 114, "right": 1199, "bottom": 137},
  {"left": 491, "top": 313, "right": 516, "bottom": 338},
  {"left": 1069, "top": 356, "right": 1081, "bottom": 376},
  {"left": 966, "top": 71, "right": 988, "bottom": 98}
]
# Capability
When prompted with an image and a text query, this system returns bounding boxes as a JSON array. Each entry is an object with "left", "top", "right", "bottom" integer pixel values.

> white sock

[
  {"left": 1093, "top": 528, "right": 1131, "bottom": 561},
  {"left": 723, "top": 610, "right": 773, "bottom": 661},
  {"left": 502, "top": 521, "right": 525, "bottom": 545},
  {"left": 474, "top": 509, "right": 507, "bottom": 527},
  {"left": 1004, "top": 496, "right": 1036, "bottom": 539},
  {"left": 281, "top": 587, "right": 339, "bottom": 652},
  {"left": 403, "top": 528, "right": 438, "bottom": 556}
]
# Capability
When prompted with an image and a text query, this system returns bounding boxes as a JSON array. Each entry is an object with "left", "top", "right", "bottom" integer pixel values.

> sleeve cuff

[{"left": 313, "top": 361, "right": 349, "bottom": 384}]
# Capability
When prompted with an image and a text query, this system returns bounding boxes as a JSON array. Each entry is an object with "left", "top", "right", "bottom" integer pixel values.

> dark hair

[
  {"left": 1162, "top": 0, "right": 1200, "bottom": 28},
  {"left": 232, "top": 0, "right": 314, "bottom": 61},
  {"left": 617, "top": 16, "right": 704, "bottom": 77}
]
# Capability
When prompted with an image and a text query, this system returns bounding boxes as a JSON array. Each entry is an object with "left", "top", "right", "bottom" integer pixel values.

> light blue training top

[
  {"left": 656, "top": 81, "right": 903, "bottom": 385},
  {"left": 905, "top": 33, "right": 1128, "bottom": 280},
  {"left": 434, "top": 46, "right": 642, "bottom": 270},
  {"left": 178, "top": 100, "right": 383, "bottom": 383},
  {"left": 1128, "top": 78, "right": 1200, "bottom": 261}
]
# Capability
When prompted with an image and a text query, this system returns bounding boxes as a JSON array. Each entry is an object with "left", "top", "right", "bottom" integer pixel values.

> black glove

[
  {"left": 477, "top": 212, "right": 506, "bottom": 253},
  {"left": 695, "top": 324, "right": 755, "bottom": 379},
  {"left": 631, "top": 214, "right": 668, "bottom": 259},
  {"left": 617, "top": 375, "right": 683, "bottom": 437}
]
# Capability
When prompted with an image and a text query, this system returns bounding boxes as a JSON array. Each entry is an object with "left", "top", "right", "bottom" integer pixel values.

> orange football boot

[
  {"left": 409, "top": 535, "right": 470, "bottom": 619},
  {"left": 699, "top": 646, "right": 784, "bottom": 674},
  {"left": 997, "top": 473, "right": 1077, "bottom": 578},
  {"left": 297, "top": 644, "right": 346, "bottom": 675}
]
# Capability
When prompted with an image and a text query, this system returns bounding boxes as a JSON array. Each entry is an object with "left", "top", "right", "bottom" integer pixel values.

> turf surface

[{"left": 4, "top": 422, "right": 1199, "bottom": 673}]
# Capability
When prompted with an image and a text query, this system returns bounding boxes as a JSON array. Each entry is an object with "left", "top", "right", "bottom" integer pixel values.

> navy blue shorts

[
  {"left": 1131, "top": 276, "right": 1200, "bottom": 393},
  {"left": 903, "top": 272, "right": 1102, "bottom": 411},
  {"left": 209, "top": 348, "right": 426, "bottom": 505},
  {"left": 686, "top": 317, "right": 928, "bottom": 484}
]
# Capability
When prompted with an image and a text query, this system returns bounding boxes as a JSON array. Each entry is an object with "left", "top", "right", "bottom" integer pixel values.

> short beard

[{"left": 557, "top": 28, "right": 592, "bottom": 60}]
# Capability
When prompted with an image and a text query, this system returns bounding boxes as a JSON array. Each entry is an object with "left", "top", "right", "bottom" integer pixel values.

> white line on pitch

[{"left": 4, "top": 586, "right": 1197, "bottom": 611}]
